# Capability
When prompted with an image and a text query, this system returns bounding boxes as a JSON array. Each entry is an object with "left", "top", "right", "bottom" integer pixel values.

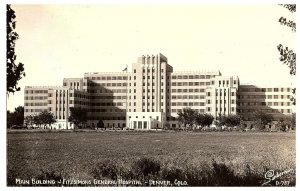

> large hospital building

[{"left": 24, "top": 53, "right": 295, "bottom": 130}]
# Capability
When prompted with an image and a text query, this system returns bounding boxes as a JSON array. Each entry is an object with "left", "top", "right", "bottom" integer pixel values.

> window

[{"left": 134, "top": 69, "right": 136, "bottom": 73}]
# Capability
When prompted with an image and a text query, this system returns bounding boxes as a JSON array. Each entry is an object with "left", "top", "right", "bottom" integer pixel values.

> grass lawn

[{"left": 7, "top": 131, "right": 296, "bottom": 186}]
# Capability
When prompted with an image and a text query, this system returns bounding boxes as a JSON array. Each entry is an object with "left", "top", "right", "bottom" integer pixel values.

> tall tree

[
  {"left": 38, "top": 111, "right": 56, "bottom": 129},
  {"left": 97, "top": 119, "right": 105, "bottom": 130},
  {"left": 177, "top": 107, "right": 197, "bottom": 130},
  {"left": 24, "top": 115, "right": 34, "bottom": 128},
  {"left": 277, "top": 4, "right": 296, "bottom": 105},
  {"left": 7, "top": 4, "right": 25, "bottom": 95},
  {"left": 68, "top": 107, "right": 88, "bottom": 131},
  {"left": 254, "top": 111, "right": 273, "bottom": 130},
  {"left": 7, "top": 106, "right": 24, "bottom": 128}
]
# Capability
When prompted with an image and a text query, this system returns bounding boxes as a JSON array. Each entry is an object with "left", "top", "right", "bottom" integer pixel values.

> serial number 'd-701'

[{"left": 276, "top": 181, "right": 290, "bottom": 186}]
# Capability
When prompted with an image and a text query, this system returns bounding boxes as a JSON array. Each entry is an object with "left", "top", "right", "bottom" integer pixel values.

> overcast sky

[{"left": 7, "top": 4, "right": 296, "bottom": 111}]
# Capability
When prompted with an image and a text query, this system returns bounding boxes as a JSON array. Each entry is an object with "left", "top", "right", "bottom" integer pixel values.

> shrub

[
  {"left": 34, "top": 170, "right": 63, "bottom": 186},
  {"left": 161, "top": 166, "right": 184, "bottom": 182},
  {"left": 133, "top": 157, "right": 161, "bottom": 178},
  {"left": 92, "top": 160, "right": 119, "bottom": 180}
]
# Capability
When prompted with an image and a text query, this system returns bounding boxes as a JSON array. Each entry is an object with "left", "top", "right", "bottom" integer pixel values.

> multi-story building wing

[
  {"left": 23, "top": 53, "right": 295, "bottom": 130},
  {"left": 83, "top": 72, "right": 128, "bottom": 128},
  {"left": 168, "top": 71, "right": 223, "bottom": 128},
  {"left": 238, "top": 85, "right": 294, "bottom": 121},
  {"left": 24, "top": 86, "right": 71, "bottom": 129}
]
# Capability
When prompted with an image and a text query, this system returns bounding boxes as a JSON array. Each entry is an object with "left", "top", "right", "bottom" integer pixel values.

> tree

[
  {"left": 24, "top": 115, "right": 34, "bottom": 129},
  {"left": 97, "top": 119, "right": 105, "bottom": 130},
  {"left": 225, "top": 115, "right": 241, "bottom": 127},
  {"left": 277, "top": 4, "right": 296, "bottom": 105},
  {"left": 7, "top": 106, "right": 24, "bottom": 128},
  {"left": 196, "top": 113, "right": 214, "bottom": 129},
  {"left": 33, "top": 115, "right": 42, "bottom": 129},
  {"left": 68, "top": 107, "right": 88, "bottom": 131},
  {"left": 254, "top": 111, "right": 273, "bottom": 130},
  {"left": 177, "top": 108, "right": 197, "bottom": 130},
  {"left": 195, "top": 113, "right": 205, "bottom": 129},
  {"left": 38, "top": 111, "right": 56, "bottom": 129},
  {"left": 291, "top": 113, "right": 296, "bottom": 130},
  {"left": 7, "top": 4, "right": 25, "bottom": 95},
  {"left": 7, "top": 111, "right": 15, "bottom": 128},
  {"left": 202, "top": 113, "right": 214, "bottom": 128},
  {"left": 277, "top": 114, "right": 296, "bottom": 131}
]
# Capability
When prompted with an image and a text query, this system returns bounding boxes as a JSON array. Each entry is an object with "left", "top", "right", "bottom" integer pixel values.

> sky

[{"left": 6, "top": 4, "right": 296, "bottom": 111}]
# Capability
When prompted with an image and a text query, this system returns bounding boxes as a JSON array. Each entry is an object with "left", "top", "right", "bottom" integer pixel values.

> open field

[{"left": 7, "top": 131, "right": 296, "bottom": 186}]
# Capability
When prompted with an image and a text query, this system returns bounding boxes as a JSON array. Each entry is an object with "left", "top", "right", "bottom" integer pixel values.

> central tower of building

[{"left": 127, "top": 53, "right": 173, "bottom": 129}]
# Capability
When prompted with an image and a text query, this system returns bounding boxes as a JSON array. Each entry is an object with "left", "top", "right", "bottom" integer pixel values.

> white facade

[{"left": 127, "top": 112, "right": 165, "bottom": 130}]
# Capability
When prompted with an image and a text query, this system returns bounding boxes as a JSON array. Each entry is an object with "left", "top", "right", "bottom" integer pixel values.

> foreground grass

[{"left": 7, "top": 131, "right": 295, "bottom": 186}]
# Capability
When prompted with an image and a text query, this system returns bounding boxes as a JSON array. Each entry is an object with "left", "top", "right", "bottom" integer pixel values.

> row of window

[
  {"left": 171, "top": 82, "right": 210, "bottom": 86},
  {"left": 217, "top": 80, "right": 237, "bottom": 87},
  {"left": 171, "top": 95, "right": 206, "bottom": 99},
  {"left": 25, "top": 90, "right": 48, "bottom": 94},
  {"left": 88, "top": 82, "right": 128, "bottom": 87},
  {"left": 25, "top": 109, "right": 48, "bottom": 112},
  {"left": 71, "top": 101, "right": 124, "bottom": 107},
  {"left": 171, "top": 75, "right": 213, "bottom": 80},
  {"left": 141, "top": 75, "right": 168, "bottom": 80},
  {"left": 239, "top": 95, "right": 291, "bottom": 99},
  {"left": 239, "top": 87, "right": 291, "bottom": 92},
  {"left": 87, "top": 89, "right": 126, "bottom": 94},
  {"left": 239, "top": 109, "right": 292, "bottom": 113},
  {"left": 216, "top": 92, "right": 236, "bottom": 96},
  {"left": 63, "top": 82, "right": 80, "bottom": 87},
  {"left": 215, "top": 100, "right": 236, "bottom": 104},
  {"left": 172, "top": 89, "right": 206, "bottom": 93},
  {"left": 71, "top": 93, "right": 89, "bottom": 98},
  {"left": 215, "top": 107, "right": 235, "bottom": 112},
  {"left": 171, "top": 102, "right": 206, "bottom": 106},
  {"left": 71, "top": 94, "right": 127, "bottom": 100},
  {"left": 25, "top": 96, "right": 48, "bottom": 100},
  {"left": 171, "top": 109, "right": 206, "bottom": 113},
  {"left": 141, "top": 82, "right": 167, "bottom": 86},
  {"left": 86, "top": 76, "right": 127, "bottom": 81},
  {"left": 25, "top": 102, "right": 47, "bottom": 106},
  {"left": 238, "top": 102, "right": 291, "bottom": 106}
]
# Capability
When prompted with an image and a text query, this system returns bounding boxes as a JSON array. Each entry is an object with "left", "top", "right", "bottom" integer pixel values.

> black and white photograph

[{"left": 5, "top": 1, "right": 297, "bottom": 188}]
